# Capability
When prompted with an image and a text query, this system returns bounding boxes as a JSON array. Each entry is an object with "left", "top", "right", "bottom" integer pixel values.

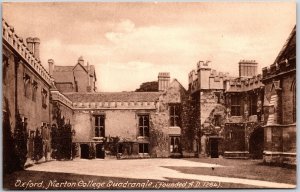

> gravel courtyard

[{"left": 16, "top": 158, "right": 295, "bottom": 189}]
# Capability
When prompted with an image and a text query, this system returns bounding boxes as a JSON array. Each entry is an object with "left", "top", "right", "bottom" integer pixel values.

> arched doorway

[
  {"left": 80, "top": 144, "right": 89, "bottom": 159},
  {"left": 96, "top": 144, "right": 105, "bottom": 159},
  {"left": 249, "top": 127, "right": 264, "bottom": 159}
]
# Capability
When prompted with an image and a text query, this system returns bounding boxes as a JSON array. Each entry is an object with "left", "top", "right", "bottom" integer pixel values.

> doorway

[
  {"left": 80, "top": 144, "right": 89, "bottom": 159},
  {"left": 249, "top": 127, "right": 264, "bottom": 159},
  {"left": 210, "top": 138, "right": 219, "bottom": 158},
  {"left": 96, "top": 144, "right": 105, "bottom": 159}
]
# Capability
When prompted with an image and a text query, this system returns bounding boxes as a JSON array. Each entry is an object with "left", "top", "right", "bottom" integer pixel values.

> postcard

[{"left": 2, "top": 1, "right": 296, "bottom": 190}]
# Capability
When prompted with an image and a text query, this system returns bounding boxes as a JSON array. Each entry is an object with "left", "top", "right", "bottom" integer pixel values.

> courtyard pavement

[{"left": 26, "top": 158, "right": 296, "bottom": 188}]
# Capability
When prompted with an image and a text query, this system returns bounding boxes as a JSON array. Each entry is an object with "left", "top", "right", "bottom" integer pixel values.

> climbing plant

[
  {"left": 51, "top": 102, "right": 73, "bottom": 160},
  {"left": 14, "top": 112, "right": 28, "bottom": 170}
]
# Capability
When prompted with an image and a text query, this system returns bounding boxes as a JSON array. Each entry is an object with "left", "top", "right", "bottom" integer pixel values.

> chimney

[
  {"left": 48, "top": 59, "right": 54, "bottom": 77},
  {"left": 158, "top": 72, "right": 170, "bottom": 91},
  {"left": 78, "top": 56, "right": 84, "bottom": 65},
  {"left": 33, "top": 37, "right": 40, "bottom": 60},
  {"left": 238, "top": 60, "right": 258, "bottom": 77},
  {"left": 26, "top": 37, "right": 34, "bottom": 53},
  {"left": 87, "top": 62, "right": 91, "bottom": 86}
]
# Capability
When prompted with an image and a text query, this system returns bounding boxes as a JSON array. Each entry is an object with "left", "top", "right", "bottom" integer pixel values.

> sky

[{"left": 2, "top": 2, "right": 296, "bottom": 92}]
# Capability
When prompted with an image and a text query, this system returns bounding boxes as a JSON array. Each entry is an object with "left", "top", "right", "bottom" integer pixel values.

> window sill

[
  {"left": 169, "top": 126, "right": 181, "bottom": 129},
  {"left": 137, "top": 136, "right": 149, "bottom": 139},
  {"left": 93, "top": 137, "right": 105, "bottom": 141}
]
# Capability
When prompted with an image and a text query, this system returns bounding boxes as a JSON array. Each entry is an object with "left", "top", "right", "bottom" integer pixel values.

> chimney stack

[
  {"left": 238, "top": 60, "right": 258, "bottom": 77},
  {"left": 78, "top": 56, "right": 84, "bottom": 65},
  {"left": 158, "top": 72, "right": 170, "bottom": 91},
  {"left": 48, "top": 59, "right": 54, "bottom": 77},
  {"left": 26, "top": 37, "right": 34, "bottom": 53},
  {"left": 33, "top": 37, "right": 40, "bottom": 60}
]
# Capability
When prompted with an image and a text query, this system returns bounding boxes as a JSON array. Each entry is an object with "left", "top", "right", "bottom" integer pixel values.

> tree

[
  {"left": 135, "top": 81, "right": 158, "bottom": 92},
  {"left": 51, "top": 102, "right": 73, "bottom": 160},
  {"left": 3, "top": 108, "right": 18, "bottom": 174},
  {"left": 13, "top": 112, "right": 28, "bottom": 170},
  {"left": 33, "top": 128, "right": 43, "bottom": 162}
]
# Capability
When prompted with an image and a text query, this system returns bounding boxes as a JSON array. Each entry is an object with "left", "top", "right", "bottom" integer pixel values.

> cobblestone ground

[{"left": 21, "top": 158, "right": 296, "bottom": 189}]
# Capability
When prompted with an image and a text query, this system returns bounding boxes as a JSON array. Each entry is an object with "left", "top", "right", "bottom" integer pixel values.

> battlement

[
  {"left": 196, "top": 60, "right": 211, "bottom": 71},
  {"left": 51, "top": 90, "right": 73, "bottom": 109},
  {"left": 262, "top": 56, "right": 296, "bottom": 80},
  {"left": 2, "top": 19, "right": 51, "bottom": 85},
  {"left": 226, "top": 74, "right": 263, "bottom": 92},
  {"left": 72, "top": 101, "right": 156, "bottom": 110},
  {"left": 189, "top": 60, "right": 231, "bottom": 92}
]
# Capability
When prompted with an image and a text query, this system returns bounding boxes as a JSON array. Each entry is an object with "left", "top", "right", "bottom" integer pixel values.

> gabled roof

[
  {"left": 273, "top": 25, "right": 296, "bottom": 64},
  {"left": 63, "top": 92, "right": 161, "bottom": 102},
  {"left": 53, "top": 66, "right": 75, "bottom": 83},
  {"left": 53, "top": 63, "right": 96, "bottom": 83}
]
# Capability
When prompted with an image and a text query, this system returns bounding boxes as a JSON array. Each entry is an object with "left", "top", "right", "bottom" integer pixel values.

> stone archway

[{"left": 249, "top": 127, "right": 264, "bottom": 159}]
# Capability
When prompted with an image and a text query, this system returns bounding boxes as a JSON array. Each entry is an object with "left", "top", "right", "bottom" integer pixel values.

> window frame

[
  {"left": 231, "top": 95, "right": 241, "bottom": 116},
  {"left": 2, "top": 54, "right": 9, "bottom": 85},
  {"left": 170, "top": 136, "right": 181, "bottom": 153},
  {"left": 139, "top": 143, "right": 149, "bottom": 154},
  {"left": 24, "top": 74, "right": 31, "bottom": 98},
  {"left": 94, "top": 115, "right": 105, "bottom": 138},
  {"left": 169, "top": 104, "right": 181, "bottom": 127},
  {"left": 249, "top": 94, "right": 258, "bottom": 116},
  {"left": 214, "top": 114, "right": 222, "bottom": 127},
  {"left": 138, "top": 114, "right": 149, "bottom": 137},
  {"left": 41, "top": 88, "right": 48, "bottom": 108},
  {"left": 32, "top": 81, "right": 38, "bottom": 102}
]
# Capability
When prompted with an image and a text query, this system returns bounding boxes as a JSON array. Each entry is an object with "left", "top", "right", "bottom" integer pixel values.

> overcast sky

[{"left": 3, "top": 2, "right": 295, "bottom": 92}]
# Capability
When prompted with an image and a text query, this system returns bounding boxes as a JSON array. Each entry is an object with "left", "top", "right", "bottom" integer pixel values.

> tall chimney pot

[
  {"left": 33, "top": 37, "right": 40, "bottom": 60},
  {"left": 26, "top": 37, "right": 34, "bottom": 53},
  {"left": 158, "top": 72, "right": 170, "bottom": 91},
  {"left": 48, "top": 59, "right": 54, "bottom": 77}
]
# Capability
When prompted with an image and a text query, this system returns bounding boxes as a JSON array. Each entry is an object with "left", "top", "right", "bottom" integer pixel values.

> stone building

[
  {"left": 223, "top": 65, "right": 264, "bottom": 159},
  {"left": 51, "top": 56, "right": 97, "bottom": 93},
  {"left": 188, "top": 61, "right": 230, "bottom": 158},
  {"left": 2, "top": 19, "right": 52, "bottom": 167},
  {"left": 261, "top": 26, "right": 296, "bottom": 165},
  {"left": 188, "top": 59, "right": 266, "bottom": 159},
  {"left": 50, "top": 62, "right": 191, "bottom": 158}
]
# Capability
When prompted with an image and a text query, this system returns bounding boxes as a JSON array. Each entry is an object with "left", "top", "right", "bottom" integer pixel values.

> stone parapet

[
  {"left": 51, "top": 90, "right": 73, "bottom": 109},
  {"left": 2, "top": 19, "right": 51, "bottom": 85},
  {"left": 72, "top": 101, "right": 156, "bottom": 110}
]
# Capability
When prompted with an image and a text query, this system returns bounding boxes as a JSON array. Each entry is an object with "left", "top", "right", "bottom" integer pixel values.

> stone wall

[
  {"left": 263, "top": 124, "right": 296, "bottom": 165},
  {"left": 281, "top": 75, "right": 296, "bottom": 124},
  {"left": 17, "top": 60, "right": 51, "bottom": 131},
  {"left": 73, "top": 64, "right": 89, "bottom": 92},
  {"left": 2, "top": 44, "right": 16, "bottom": 132}
]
